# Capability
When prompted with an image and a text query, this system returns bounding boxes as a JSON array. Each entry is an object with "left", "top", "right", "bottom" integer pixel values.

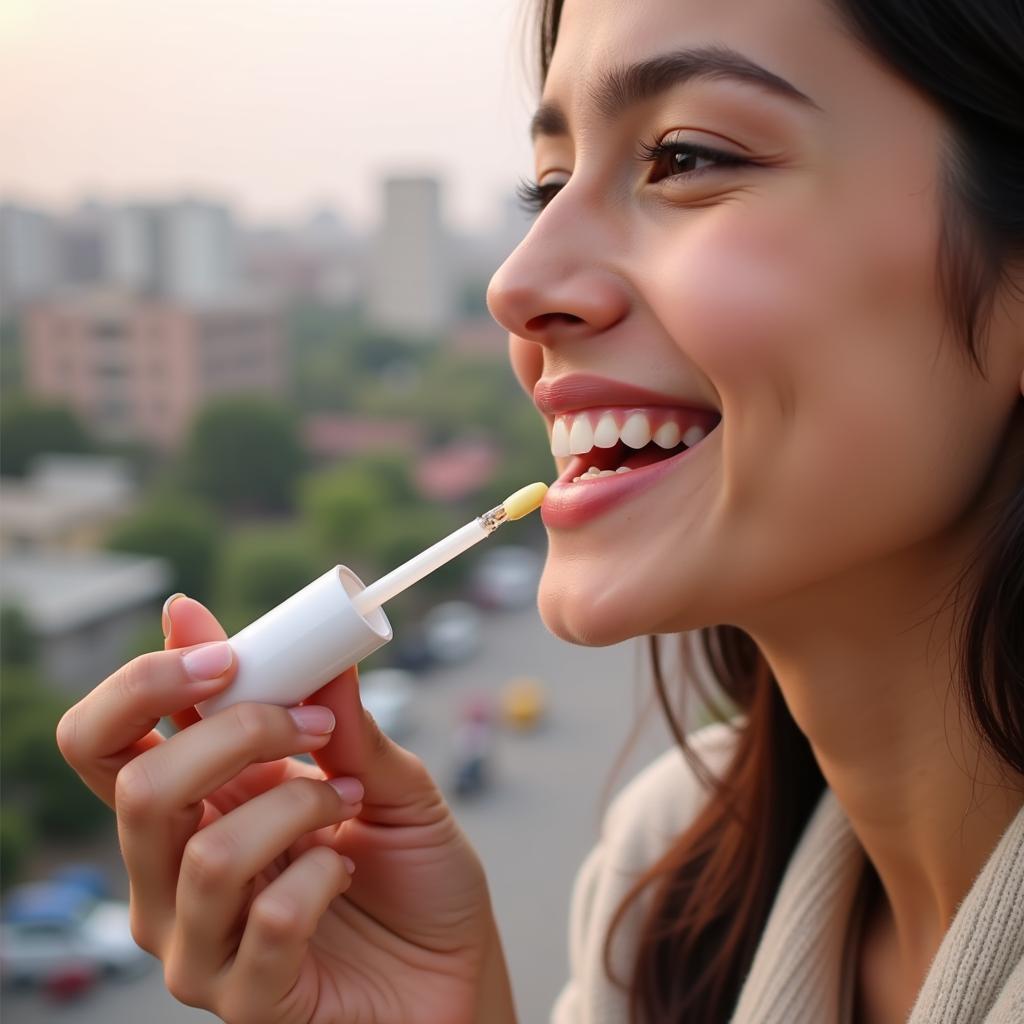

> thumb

[
  {"left": 162, "top": 594, "right": 230, "bottom": 730},
  {"left": 162, "top": 594, "right": 229, "bottom": 651},
  {"left": 307, "top": 667, "right": 440, "bottom": 819}
]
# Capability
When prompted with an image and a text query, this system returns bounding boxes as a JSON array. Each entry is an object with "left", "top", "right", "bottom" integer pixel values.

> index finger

[{"left": 56, "top": 644, "right": 235, "bottom": 808}]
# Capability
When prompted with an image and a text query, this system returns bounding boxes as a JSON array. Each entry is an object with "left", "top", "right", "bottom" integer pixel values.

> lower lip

[{"left": 541, "top": 429, "right": 717, "bottom": 529}]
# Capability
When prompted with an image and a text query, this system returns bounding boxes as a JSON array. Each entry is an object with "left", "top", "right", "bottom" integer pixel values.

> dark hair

[{"left": 530, "top": 1, "right": 1024, "bottom": 1020}]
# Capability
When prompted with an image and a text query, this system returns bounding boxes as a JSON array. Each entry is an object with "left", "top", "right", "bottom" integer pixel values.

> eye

[
  {"left": 635, "top": 137, "right": 749, "bottom": 184},
  {"left": 516, "top": 138, "right": 750, "bottom": 216},
  {"left": 514, "top": 177, "right": 565, "bottom": 215}
]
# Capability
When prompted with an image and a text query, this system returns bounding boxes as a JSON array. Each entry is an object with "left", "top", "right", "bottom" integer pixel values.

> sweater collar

[{"left": 729, "top": 789, "right": 1024, "bottom": 1023}]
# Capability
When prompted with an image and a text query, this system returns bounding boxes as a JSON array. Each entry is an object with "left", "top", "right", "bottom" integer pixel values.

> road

[{"left": 4, "top": 603, "right": 679, "bottom": 1024}]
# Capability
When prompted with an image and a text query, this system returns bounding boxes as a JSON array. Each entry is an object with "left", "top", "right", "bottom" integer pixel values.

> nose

[{"left": 486, "top": 202, "right": 630, "bottom": 347}]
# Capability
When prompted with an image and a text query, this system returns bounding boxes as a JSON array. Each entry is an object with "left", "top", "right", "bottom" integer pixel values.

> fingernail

[
  {"left": 341, "top": 855, "right": 356, "bottom": 874},
  {"left": 288, "top": 705, "right": 336, "bottom": 735},
  {"left": 181, "top": 641, "right": 233, "bottom": 681},
  {"left": 327, "top": 777, "right": 364, "bottom": 803},
  {"left": 162, "top": 593, "right": 186, "bottom": 638}
]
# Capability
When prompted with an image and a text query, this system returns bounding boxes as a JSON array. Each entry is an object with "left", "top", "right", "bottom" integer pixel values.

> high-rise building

[
  {"left": 23, "top": 288, "right": 285, "bottom": 449},
  {"left": 161, "top": 198, "right": 239, "bottom": 303},
  {"left": 0, "top": 203, "right": 60, "bottom": 306},
  {"left": 366, "top": 176, "right": 455, "bottom": 337},
  {"left": 1, "top": 197, "right": 240, "bottom": 308}
]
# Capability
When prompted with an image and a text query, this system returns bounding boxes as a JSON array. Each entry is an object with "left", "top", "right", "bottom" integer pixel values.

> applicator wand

[{"left": 196, "top": 482, "right": 548, "bottom": 717}]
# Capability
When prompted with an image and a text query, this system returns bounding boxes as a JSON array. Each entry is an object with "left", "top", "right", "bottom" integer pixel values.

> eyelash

[{"left": 515, "top": 139, "right": 749, "bottom": 215}]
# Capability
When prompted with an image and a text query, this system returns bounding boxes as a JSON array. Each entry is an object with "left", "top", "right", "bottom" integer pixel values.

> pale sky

[{"left": 0, "top": 0, "right": 541, "bottom": 232}]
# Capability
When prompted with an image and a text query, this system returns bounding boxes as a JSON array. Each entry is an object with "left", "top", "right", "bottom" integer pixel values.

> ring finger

[{"left": 169, "top": 775, "right": 363, "bottom": 983}]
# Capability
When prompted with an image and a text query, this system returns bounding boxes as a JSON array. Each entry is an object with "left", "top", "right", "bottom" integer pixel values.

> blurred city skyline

[{"left": 0, "top": 0, "right": 539, "bottom": 233}]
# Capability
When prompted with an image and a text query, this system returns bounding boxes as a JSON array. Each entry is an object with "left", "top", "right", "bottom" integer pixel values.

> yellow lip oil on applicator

[{"left": 196, "top": 482, "right": 548, "bottom": 717}]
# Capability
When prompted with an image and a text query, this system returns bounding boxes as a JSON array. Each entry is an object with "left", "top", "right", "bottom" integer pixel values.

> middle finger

[{"left": 115, "top": 703, "right": 337, "bottom": 948}]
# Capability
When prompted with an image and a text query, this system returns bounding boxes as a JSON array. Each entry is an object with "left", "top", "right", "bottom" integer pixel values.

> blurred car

[
  {"left": 500, "top": 676, "right": 548, "bottom": 731},
  {"left": 422, "top": 601, "right": 483, "bottom": 664},
  {"left": 389, "top": 624, "right": 436, "bottom": 674},
  {"left": 470, "top": 545, "right": 544, "bottom": 610},
  {"left": 49, "top": 864, "right": 111, "bottom": 901},
  {"left": 359, "top": 668, "right": 417, "bottom": 741},
  {"left": 0, "top": 880, "right": 151, "bottom": 986}
]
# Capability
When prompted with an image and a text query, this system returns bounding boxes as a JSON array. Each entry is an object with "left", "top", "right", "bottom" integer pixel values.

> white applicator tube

[{"left": 196, "top": 482, "right": 547, "bottom": 717}]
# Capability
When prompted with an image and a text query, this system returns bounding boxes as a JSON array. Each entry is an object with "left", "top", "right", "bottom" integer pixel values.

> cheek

[
  {"left": 637, "top": 194, "right": 998, "bottom": 604},
  {"left": 647, "top": 206, "right": 824, "bottom": 409}
]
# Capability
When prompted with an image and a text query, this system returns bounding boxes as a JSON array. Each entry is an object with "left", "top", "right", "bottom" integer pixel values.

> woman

[{"left": 57, "top": 0, "right": 1023, "bottom": 1021}]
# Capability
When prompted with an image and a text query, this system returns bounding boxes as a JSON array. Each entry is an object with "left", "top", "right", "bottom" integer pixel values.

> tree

[
  {"left": 0, "top": 667, "right": 107, "bottom": 848},
  {"left": 0, "top": 605, "right": 39, "bottom": 667},
  {"left": 0, "top": 398, "right": 93, "bottom": 476},
  {"left": 218, "top": 527, "right": 321, "bottom": 629},
  {"left": 301, "top": 464, "right": 395, "bottom": 557},
  {"left": 181, "top": 395, "right": 306, "bottom": 514},
  {"left": 106, "top": 495, "right": 221, "bottom": 602}
]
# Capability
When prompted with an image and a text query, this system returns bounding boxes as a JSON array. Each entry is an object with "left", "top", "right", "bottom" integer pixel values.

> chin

[
  {"left": 536, "top": 562, "right": 663, "bottom": 647},
  {"left": 536, "top": 546, "right": 740, "bottom": 645}
]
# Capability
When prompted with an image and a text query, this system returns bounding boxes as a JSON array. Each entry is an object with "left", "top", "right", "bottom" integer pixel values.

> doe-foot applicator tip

[{"left": 502, "top": 482, "right": 549, "bottom": 520}]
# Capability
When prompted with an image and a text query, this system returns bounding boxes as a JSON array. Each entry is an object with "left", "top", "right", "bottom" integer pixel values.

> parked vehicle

[
  {"left": 0, "top": 880, "right": 151, "bottom": 987},
  {"left": 359, "top": 668, "right": 417, "bottom": 741},
  {"left": 422, "top": 600, "right": 483, "bottom": 664},
  {"left": 471, "top": 545, "right": 544, "bottom": 610}
]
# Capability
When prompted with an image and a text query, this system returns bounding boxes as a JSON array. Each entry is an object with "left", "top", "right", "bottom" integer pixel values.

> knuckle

[
  {"left": 288, "top": 775, "right": 333, "bottom": 816},
  {"left": 55, "top": 705, "right": 81, "bottom": 762},
  {"left": 308, "top": 845, "right": 347, "bottom": 887},
  {"left": 248, "top": 893, "right": 305, "bottom": 944},
  {"left": 181, "top": 832, "right": 235, "bottom": 890},
  {"left": 128, "top": 905, "right": 161, "bottom": 956},
  {"left": 116, "top": 651, "right": 158, "bottom": 704},
  {"left": 114, "top": 759, "right": 158, "bottom": 823},
  {"left": 230, "top": 702, "right": 275, "bottom": 749},
  {"left": 163, "top": 959, "right": 209, "bottom": 1008}
]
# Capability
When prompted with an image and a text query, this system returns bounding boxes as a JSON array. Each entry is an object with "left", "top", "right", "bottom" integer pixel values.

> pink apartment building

[{"left": 23, "top": 288, "right": 287, "bottom": 450}]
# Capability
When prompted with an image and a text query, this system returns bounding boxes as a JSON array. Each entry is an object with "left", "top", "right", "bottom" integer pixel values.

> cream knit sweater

[{"left": 550, "top": 722, "right": 1024, "bottom": 1023}]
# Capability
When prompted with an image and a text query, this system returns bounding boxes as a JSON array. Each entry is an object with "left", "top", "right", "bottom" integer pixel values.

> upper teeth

[{"left": 550, "top": 409, "right": 711, "bottom": 458}]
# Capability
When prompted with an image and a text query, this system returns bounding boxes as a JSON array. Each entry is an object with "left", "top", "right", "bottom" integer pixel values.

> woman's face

[{"left": 486, "top": 0, "right": 1024, "bottom": 646}]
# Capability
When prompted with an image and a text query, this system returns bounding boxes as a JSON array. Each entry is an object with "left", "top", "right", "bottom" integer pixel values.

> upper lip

[{"left": 532, "top": 373, "right": 718, "bottom": 417}]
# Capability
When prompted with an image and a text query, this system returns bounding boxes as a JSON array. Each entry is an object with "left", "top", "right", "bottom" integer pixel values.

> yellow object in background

[{"left": 501, "top": 676, "right": 547, "bottom": 730}]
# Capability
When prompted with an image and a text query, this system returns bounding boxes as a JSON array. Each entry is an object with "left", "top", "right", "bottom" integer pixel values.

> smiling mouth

[{"left": 550, "top": 406, "right": 722, "bottom": 481}]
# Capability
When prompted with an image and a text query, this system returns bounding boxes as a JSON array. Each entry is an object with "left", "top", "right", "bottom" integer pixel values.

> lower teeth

[{"left": 571, "top": 466, "right": 632, "bottom": 483}]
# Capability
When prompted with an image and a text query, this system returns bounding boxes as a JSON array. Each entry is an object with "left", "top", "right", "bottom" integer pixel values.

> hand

[{"left": 57, "top": 596, "right": 516, "bottom": 1024}]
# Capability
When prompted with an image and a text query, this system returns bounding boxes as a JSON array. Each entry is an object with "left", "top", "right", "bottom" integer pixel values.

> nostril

[{"left": 526, "top": 312, "right": 585, "bottom": 331}]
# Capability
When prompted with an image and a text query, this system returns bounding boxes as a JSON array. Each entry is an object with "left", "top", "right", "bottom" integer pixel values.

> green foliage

[
  {"left": 300, "top": 455, "right": 461, "bottom": 592},
  {"left": 218, "top": 526, "right": 321, "bottom": 628},
  {"left": 121, "top": 617, "right": 167, "bottom": 666},
  {"left": 0, "top": 807, "right": 33, "bottom": 890},
  {"left": 181, "top": 395, "right": 306, "bottom": 514},
  {"left": 0, "top": 605, "right": 39, "bottom": 667},
  {"left": 106, "top": 495, "right": 221, "bottom": 602},
  {"left": 0, "top": 316, "right": 21, "bottom": 397},
  {"left": 0, "top": 397, "right": 94, "bottom": 476},
  {"left": 287, "top": 304, "right": 431, "bottom": 411},
  {"left": 0, "top": 667, "right": 107, "bottom": 845},
  {"left": 301, "top": 464, "right": 396, "bottom": 557}
]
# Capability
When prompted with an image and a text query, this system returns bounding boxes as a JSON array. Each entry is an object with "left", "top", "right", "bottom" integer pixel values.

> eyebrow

[{"left": 530, "top": 44, "right": 820, "bottom": 140}]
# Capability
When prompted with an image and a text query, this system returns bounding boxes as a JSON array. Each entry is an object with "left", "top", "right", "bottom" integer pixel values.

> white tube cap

[{"left": 196, "top": 565, "right": 392, "bottom": 717}]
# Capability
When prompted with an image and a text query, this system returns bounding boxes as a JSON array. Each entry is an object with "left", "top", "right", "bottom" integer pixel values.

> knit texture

[{"left": 551, "top": 722, "right": 1024, "bottom": 1024}]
